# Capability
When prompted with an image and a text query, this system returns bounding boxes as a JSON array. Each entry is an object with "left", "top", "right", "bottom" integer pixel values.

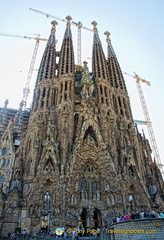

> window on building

[
  {"left": 81, "top": 177, "right": 88, "bottom": 191},
  {"left": 7, "top": 160, "right": 10, "bottom": 167},
  {"left": 42, "top": 88, "right": 46, "bottom": 98},
  {"left": 80, "top": 175, "right": 100, "bottom": 201},
  {"left": 43, "top": 192, "right": 50, "bottom": 210},
  {"left": 2, "top": 160, "right": 6, "bottom": 167},
  {"left": 113, "top": 95, "right": 118, "bottom": 113},
  {"left": 84, "top": 165, "right": 93, "bottom": 173},
  {"left": 2, "top": 148, "right": 7, "bottom": 156},
  {"left": 30, "top": 161, "right": 32, "bottom": 171},
  {"left": 83, "top": 126, "right": 97, "bottom": 144},
  {"left": 0, "top": 176, "right": 4, "bottom": 186},
  {"left": 91, "top": 177, "right": 98, "bottom": 192}
]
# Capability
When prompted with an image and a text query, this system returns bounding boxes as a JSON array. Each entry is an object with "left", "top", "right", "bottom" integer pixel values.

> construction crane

[
  {"left": 29, "top": 8, "right": 93, "bottom": 66},
  {"left": 133, "top": 120, "right": 151, "bottom": 125},
  {"left": 0, "top": 33, "right": 48, "bottom": 109},
  {"left": 123, "top": 71, "right": 164, "bottom": 175}
]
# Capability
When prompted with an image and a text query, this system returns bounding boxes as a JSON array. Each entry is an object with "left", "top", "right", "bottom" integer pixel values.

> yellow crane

[
  {"left": 0, "top": 33, "right": 48, "bottom": 109},
  {"left": 29, "top": 8, "right": 93, "bottom": 66},
  {"left": 123, "top": 71, "right": 164, "bottom": 176}
]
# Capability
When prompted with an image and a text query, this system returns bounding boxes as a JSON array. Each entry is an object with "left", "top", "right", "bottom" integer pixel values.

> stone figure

[{"left": 81, "top": 61, "right": 94, "bottom": 98}]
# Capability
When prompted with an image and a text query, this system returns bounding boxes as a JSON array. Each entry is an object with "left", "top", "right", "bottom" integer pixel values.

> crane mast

[
  {"left": 136, "top": 79, "right": 161, "bottom": 165},
  {"left": 77, "top": 23, "right": 82, "bottom": 66},
  {"left": 0, "top": 33, "right": 48, "bottom": 109},
  {"left": 124, "top": 71, "right": 164, "bottom": 176},
  {"left": 22, "top": 39, "right": 39, "bottom": 109},
  {"left": 29, "top": 8, "right": 93, "bottom": 65}
]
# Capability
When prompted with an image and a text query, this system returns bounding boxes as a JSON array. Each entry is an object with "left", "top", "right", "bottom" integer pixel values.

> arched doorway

[
  {"left": 41, "top": 215, "right": 48, "bottom": 233},
  {"left": 80, "top": 208, "right": 102, "bottom": 229},
  {"left": 92, "top": 209, "right": 101, "bottom": 228},
  {"left": 80, "top": 208, "right": 87, "bottom": 229}
]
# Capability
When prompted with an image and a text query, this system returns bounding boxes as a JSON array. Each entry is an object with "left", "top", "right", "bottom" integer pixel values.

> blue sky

[{"left": 0, "top": 0, "right": 164, "bottom": 170}]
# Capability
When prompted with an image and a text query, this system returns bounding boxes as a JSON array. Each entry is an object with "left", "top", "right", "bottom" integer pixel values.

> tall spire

[
  {"left": 104, "top": 31, "right": 116, "bottom": 57},
  {"left": 47, "top": 20, "right": 58, "bottom": 47},
  {"left": 36, "top": 20, "right": 58, "bottom": 83},
  {"left": 91, "top": 21, "right": 109, "bottom": 81},
  {"left": 32, "top": 21, "right": 58, "bottom": 112},
  {"left": 64, "top": 15, "right": 72, "bottom": 39},
  {"left": 58, "top": 16, "right": 75, "bottom": 76},
  {"left": 104, "top": 31, "right": 127, "bottom": 91},
  {"left": 92, "top": 21, "right": 101, "bottom": 44}
]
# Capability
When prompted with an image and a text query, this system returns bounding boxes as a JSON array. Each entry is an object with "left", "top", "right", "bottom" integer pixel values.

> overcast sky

[{"left": 0, "top": 0, "right": 164, "bottom": 172}]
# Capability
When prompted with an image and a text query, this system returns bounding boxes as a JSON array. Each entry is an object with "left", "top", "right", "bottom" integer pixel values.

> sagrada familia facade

[{"left": 0, "top": 16, "right": 164, "bottom": 235}]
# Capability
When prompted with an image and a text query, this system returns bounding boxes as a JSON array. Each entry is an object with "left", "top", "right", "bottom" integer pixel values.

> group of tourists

[
  {"left": 7, "top": 230, "right": 27, "bottom": 239},
  {"left": 113, "top": 210, "right": 164, "bottom": 223},
  {"left": 6, "top": 210, "right": 163, "bottom": 239}
]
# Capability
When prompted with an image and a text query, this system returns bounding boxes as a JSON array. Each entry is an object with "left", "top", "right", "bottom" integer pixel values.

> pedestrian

[
  {"left": 72, "top": 230, "right": 75, "bottom": 240},
  {"left": 81, "top": 227, "right": 85, "bottom": 237},
  {"left": 11, "top": 233, "right": 15, "bottom": 239},
  {"left": 159, "top": 211, "right": 163, "bottom": 218},
  {"left": 116, "top": 216, "right": 120, "bottom": 222},
  {"left": 144, "top": 211, "right": 147, "bottom": 218},
  {"left": 140, "top": 210, "right": 145, "bottom": 218},
  {"left": 147, "top": 211, "right": 152, "bottom": 218},
  {"left": 64, "top": 230, "right": 67, "bottom": 238},
  {"left": 151, "top": 211, "right": 156, "bottom": 218},
  {"left": 22, "top": 229, "right": 27, "bottom": 238},
  {"left": 135, "top": 212, "right": 140, "bottom": 219},
  {"left": 125, "top": 212, "right": 131, "bottom": 220},
  {"left": 131, "top": 212, "right": 135, "bottom": 219}
]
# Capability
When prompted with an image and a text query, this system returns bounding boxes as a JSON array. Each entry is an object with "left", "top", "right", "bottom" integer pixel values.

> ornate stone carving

[{"left": 0, "top": 19, "right": 164, "bottom": 237}]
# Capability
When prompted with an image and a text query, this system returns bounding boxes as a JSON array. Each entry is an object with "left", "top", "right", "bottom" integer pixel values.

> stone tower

[{"left": 0, "top": 17, "right": 164, "bottom": 235}]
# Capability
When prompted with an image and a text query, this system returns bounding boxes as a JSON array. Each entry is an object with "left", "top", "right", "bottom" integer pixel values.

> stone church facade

[{"left": 0, "top": 17, "right": 164, "bottom": 235}]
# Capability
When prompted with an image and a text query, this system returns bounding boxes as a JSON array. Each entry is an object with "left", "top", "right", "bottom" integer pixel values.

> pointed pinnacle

[
  {"left": 51, "top": 20, "right": 58, "bottom": 32},
  {"left": 66, "top": 15, "right": 72, "bottom": 21},
  {"left": 91, "top": 21, "right": 98, "bottom": 31},
  {"left": 66, "top": 15, "right": 72, "bottom": 26},
  {"left": 51, "top": 20, "right": 58, "bottom": 26},
  {"left": 104, "top": 31, "right": 111, "bottom": 43}
]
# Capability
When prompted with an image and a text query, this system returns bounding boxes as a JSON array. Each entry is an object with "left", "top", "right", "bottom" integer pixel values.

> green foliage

[{"left": 15, "top": 227, "right": 21, "bottom": 233}]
